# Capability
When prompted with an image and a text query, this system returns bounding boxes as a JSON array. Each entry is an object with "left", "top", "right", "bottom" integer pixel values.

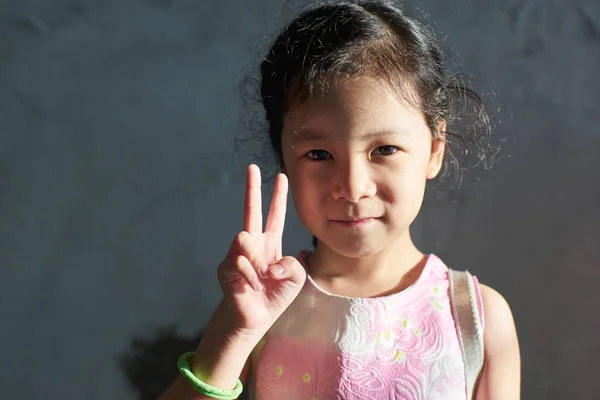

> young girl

[{"left": 160, "top": 1, "right": 520, "bottom": 399}]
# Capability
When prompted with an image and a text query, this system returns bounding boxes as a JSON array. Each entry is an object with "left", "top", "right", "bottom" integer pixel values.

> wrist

[
  {"left": 189, "top": 302, "right": 264, "bottom": 390},
  {"left": 193, "top": 328, "right": 260, "bottom": 365},
  {"left": 191, "top": 329, "right": 258, "bottom": 389}
]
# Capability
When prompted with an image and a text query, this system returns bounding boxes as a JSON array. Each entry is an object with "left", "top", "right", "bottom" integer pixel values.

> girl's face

[{"left": 281, "top": 76, "right": 445, "bottom": 258}]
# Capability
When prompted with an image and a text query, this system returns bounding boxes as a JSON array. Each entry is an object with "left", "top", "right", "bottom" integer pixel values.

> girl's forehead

[{"left": 283, "top": 76, "right": 426, "bottom": 139}]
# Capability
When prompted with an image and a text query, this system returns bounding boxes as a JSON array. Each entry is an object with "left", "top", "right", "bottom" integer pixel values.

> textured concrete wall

[{"left": 0, "top": 0, "right": 598, "bottom": 399}]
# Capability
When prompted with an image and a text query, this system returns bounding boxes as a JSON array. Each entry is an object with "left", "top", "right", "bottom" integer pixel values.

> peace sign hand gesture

[{"left": 217, "top": 164, "right": 306, "bottom": 337}]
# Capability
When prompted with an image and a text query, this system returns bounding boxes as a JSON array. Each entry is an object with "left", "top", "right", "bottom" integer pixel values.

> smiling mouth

[{"left": 331, "top": 217, "right": 378, "bottom": 227}]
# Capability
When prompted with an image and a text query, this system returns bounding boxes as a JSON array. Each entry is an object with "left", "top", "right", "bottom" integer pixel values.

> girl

[{"left": 160, "top": 1, "right": 520, "bottom": 399}]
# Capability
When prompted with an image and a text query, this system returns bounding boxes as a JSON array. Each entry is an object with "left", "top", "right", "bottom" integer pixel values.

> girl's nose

[{"left": 331, "top": 159, "right": 376, "bottom": 202}]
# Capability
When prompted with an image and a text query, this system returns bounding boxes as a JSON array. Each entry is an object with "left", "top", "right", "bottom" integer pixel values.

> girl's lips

[{"left": 331, "top": 217, "right": 377, "bottom": 227}]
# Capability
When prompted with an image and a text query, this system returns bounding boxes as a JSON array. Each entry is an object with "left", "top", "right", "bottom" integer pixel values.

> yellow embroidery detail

[
  {"left": 395, "top": 349, "right": 405, "bottom": 361},
  {"left": 303, "top": 373, "right": 311, "bottom": 383},
  {"left": 433, "top": 286, "right": 440, "bottom": 295},
  {"left": 402, "top": 318, "right": 409, "bottom": 328},
  {"left": 275, "top": 366, "right": 283, "bottom": 376},
  {"left": 385, "top": 330, "right": 392, "bottom": 340},
  {"left": 433, "top": 299, "right": 443, "bottom": 309},
  {"left": 415, "top": 328, "right": 421, "bottom": 336}
]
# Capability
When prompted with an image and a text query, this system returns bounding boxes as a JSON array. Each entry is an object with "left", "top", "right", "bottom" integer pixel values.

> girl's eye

[
  {"left": 372, "top": 145, "right": 399, "bottom": 156},
  {"left": 306, "top": 150, "right": 332, "bottom": 160}
]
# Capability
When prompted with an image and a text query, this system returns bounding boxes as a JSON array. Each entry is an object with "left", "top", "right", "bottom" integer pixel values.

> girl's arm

[
  {"left": 475, "top": 284, "right": 521, "bottom": 400},
  {"left": 159, "top": 166, "right": 306, "bottom": 399},
  {"left": 158, "top": 301, "right": 256, "bottom": 400}
]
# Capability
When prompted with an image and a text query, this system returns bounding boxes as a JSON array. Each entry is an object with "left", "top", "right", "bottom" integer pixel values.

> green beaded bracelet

[{"left": 177, "top": 351, "right": 243, "bottom": 400}]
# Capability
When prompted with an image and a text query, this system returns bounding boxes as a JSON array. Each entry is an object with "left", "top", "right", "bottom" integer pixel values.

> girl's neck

[{"left": 306, "top": 230, "right": 426, "bottom": 298}]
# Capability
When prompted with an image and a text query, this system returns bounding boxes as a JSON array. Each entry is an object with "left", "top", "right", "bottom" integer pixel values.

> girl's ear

[{"left": 426, "top": 119, "right": 446, "bottom": 180}]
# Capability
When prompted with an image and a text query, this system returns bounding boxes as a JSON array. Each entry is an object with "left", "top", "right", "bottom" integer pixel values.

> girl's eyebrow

[
  {"left": 291, "top": 129, "right": 409, "bottom": 143},
  {"left": 361, "top": 129, "right": 411, "bottom": 140}
]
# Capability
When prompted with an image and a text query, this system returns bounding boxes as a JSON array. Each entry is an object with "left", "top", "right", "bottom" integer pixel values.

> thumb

[{"left": 268, "top": 256, "right": 307, "bottom": 287}]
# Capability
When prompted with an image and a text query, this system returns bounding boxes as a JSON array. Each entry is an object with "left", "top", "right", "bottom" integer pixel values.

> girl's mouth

[{"left": 331, "top": 217, "right": 377, "bottom": 227}]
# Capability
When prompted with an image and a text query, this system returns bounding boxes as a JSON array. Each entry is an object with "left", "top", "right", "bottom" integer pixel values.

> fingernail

[
  {"left": 270, "top": 265, "right": 284, "bottom": 276},
  {"left": 254, "top": 281, "right": 263, "bottom": 291}
]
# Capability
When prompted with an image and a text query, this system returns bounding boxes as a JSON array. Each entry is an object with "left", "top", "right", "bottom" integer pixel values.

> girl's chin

[{"left": 317, "top": 238, "right": 384, "bottom": 259}]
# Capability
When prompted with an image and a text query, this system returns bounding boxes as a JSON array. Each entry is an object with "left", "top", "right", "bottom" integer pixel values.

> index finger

[{"left": 244, "top": 164, "right": 263, "bottom": 235}]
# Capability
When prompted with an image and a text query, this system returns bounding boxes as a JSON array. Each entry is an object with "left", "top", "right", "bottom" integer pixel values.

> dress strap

[{"left": 449, "top": 269, "right": 484, "bottom": 400}]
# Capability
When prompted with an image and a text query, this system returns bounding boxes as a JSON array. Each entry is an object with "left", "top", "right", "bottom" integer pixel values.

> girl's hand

[{"left": 217, "top": 164, "right": 306, "bottom": 337}]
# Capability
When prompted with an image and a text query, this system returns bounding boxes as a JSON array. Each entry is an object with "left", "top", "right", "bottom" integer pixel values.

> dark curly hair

[{"left": 256, "top": 0, "right": 495, "bottom": 187}]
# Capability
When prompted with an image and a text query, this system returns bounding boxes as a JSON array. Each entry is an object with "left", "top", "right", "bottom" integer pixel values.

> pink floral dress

[{"left": 248, "top": 253, "right": 484, "bottom": 400}]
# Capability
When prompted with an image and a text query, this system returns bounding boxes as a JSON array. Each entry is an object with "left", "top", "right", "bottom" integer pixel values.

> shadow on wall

[{"left": 120, "top": 328, "right": 250, "bottom": 400}]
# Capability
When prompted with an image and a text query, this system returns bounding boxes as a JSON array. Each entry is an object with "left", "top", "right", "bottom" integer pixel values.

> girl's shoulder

[
  {"left": 472, "top": 283, "right": 521, "bottom": 396},
  {"left": 478, "top": 283, "right": 518, "bottom": 345}
]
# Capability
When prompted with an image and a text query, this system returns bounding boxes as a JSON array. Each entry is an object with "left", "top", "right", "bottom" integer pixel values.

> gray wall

[{"left": 0, "top": 0, "right": 598, "bottom": 399}]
